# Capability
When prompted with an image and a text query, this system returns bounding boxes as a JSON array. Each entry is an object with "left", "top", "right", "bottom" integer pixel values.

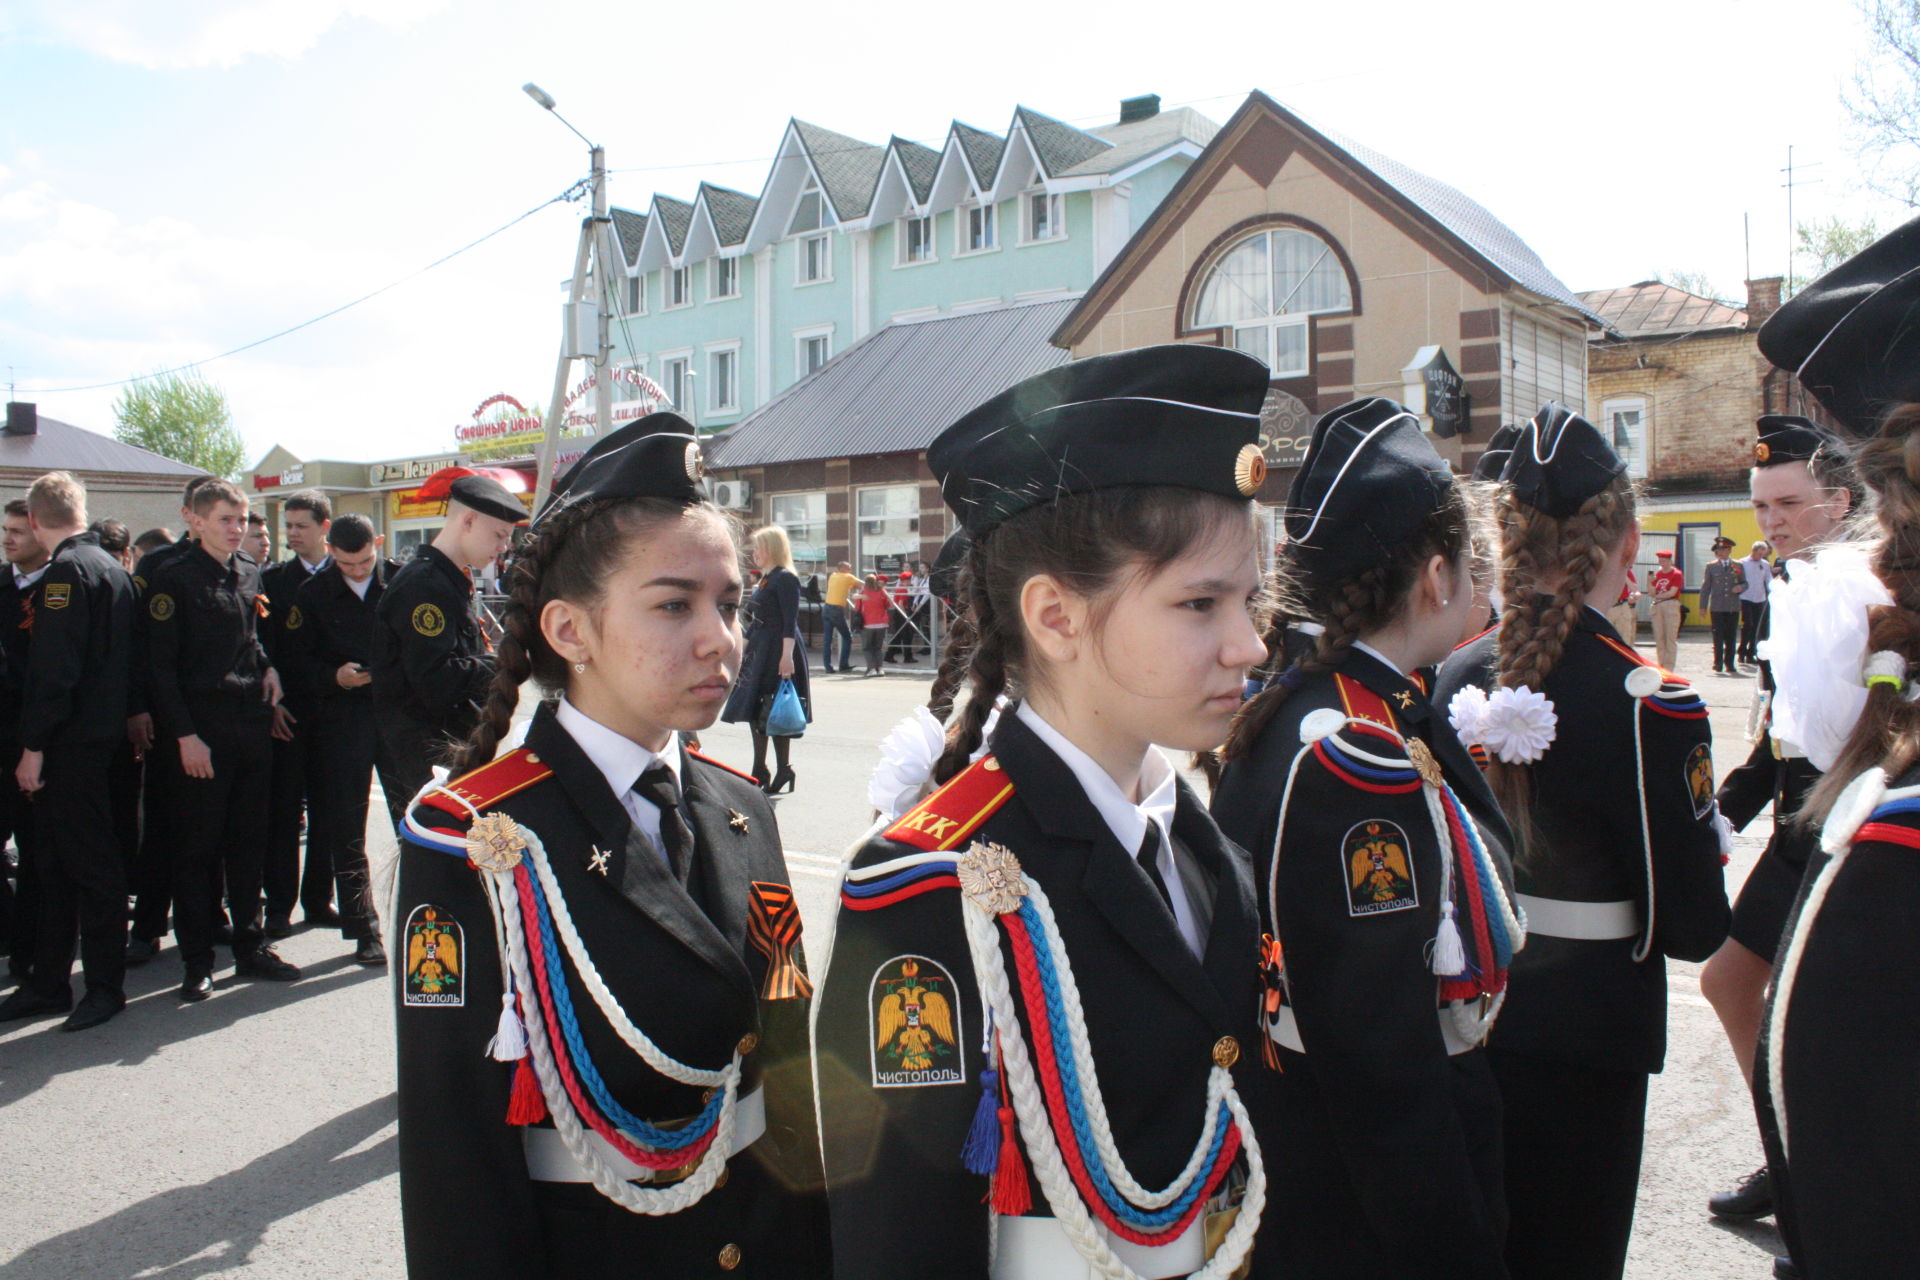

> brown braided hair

[
  {"left": 1221, "top": 485, "right": 1473, "bottom": 765},
  {"left": 1485, "top": 474, "right": 1637, "bottom": 854},
  {"left": 1803, "top": 405, "right": 1920, "bottom": 822},
  {"left": 925, "top": 603, "right": 975, "bottom": 724},
  {"left": 444, "top": 496, "right": 738, "bottom": 777},
  {"left": 930, "top": 487, "right": 1260, "bottom": 784}
]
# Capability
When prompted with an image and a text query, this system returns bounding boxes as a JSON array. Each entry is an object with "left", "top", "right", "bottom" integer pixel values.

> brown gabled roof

[{"left": 1578, "top": 281, "right": 1749, "bottom": 339}]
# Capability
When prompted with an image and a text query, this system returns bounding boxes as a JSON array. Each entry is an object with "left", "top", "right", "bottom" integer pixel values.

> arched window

[{"left": 1191, "top": 226, "right": 1353, "bottom": 377}]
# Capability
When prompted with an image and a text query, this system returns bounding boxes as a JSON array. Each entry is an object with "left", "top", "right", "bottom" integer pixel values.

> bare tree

[
  {"left": 1847, "top": 0, "right": 1920, "bottom": 205},
  {"left": 1654, "top": 269, "right": 1732, "bottom": 304}
]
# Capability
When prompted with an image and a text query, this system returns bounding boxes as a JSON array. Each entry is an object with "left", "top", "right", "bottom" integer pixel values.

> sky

[{"left": 0, "top": 0, "right": 1896, "bottom": 470}]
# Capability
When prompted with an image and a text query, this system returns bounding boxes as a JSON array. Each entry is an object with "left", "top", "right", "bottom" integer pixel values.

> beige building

[{"left": 0, "top": 403, "right": 202, "bottom": 535}]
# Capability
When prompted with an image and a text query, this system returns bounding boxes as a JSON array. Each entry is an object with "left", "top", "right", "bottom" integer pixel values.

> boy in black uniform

[
  {"left": 147, "top": 478, "right": 300, "bottom": 1002},
  {"left": 0, "top": 473, "right": 135, "bottom": 1031},
  {"left": 283, "top": 514, "right": 403, "bottom": 965},
  {"left": 0, "top": 499, "right": 50, "bottom": 983},
  {"left": 261, "top": 489, "right": 335, "bottom": 936},
  {"left": 372, "top": 475, "right": 521, "bottom": 825}
]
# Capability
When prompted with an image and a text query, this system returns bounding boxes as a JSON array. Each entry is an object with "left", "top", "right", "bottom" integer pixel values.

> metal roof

[
  {"left": 0, "top": 414, "right": 203, "bottom": 477},
  {"left": 1578, "top": 281, "right": 1748, "bottom": 338},
  {"left": 706, "top": 299, "right": 1077, "bottom": 469}
]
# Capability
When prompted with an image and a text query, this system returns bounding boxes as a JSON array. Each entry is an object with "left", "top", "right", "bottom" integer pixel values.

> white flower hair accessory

[
  {"left": 1447, "top": 685, "right": 1490, "bottom": 745},
  {"left": 1764, "top": 542, "right": 1892, "bottom": 771},
  {"left": 1478, "top": 686, "right": 1559, "bottom": 764},
  {"left": 866, "top": 703, "right": 1002, "bottom": 821}
]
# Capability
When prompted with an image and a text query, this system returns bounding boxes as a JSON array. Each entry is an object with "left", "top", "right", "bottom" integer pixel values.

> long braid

[
  {"left": 926, "top": 602, "right": 976, "bottom": 725},
  {"left": 447, "top": 535, "right": 543, "bottom": 776},
  {"left": 1222, "top": 564, "right": 1387, "bottom": 763},
  {"left": 934, "top": 560, "right": 1009, "bottom": 783}
]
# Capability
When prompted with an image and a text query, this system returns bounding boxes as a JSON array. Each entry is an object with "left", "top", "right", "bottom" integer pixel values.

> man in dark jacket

[
  {"left": 261, "top": 489, "right": 335, "bottom": 936},
  {"left": 0, "top": 499, "right": 49, "bottom": 983},
  {"left": 0, "top": 473, "right": 135, "bottom": 1030}
]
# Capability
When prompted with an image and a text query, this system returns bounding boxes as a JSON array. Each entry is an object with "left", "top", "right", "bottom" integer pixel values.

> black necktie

[
  {"left": 632, "top": 765, "right": 694, "bottom": 885},
  {"left": 1136, "top": 826, "right": 1174, "bottom": 913}
]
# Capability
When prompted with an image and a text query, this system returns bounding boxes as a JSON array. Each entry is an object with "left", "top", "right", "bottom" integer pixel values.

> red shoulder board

[
  {"left": 1596, "top": 634, "right": 1687, "bottom": 686},
  {"left": 883, "top": 754, "right": 1015, "bottom": 852},
  {"left": 1452, "top": 624, "right": 1497, "bottom": 652},
  {"left": 421, "top": 747, "right": 554, "bottom": 819},
  {"left": 688, "top": 747, "right": 757, "bottom": 784},
  {"left": 1334, "top": 673, "right": 1399, "bottom": 732}
]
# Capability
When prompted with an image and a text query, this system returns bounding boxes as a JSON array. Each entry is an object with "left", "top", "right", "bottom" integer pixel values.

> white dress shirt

[
  {"left": 1013, "top": 702, "right": 1204, "bottom": 958},
  {"left": 1351, "top": 639, "right": 1403, "bottom": 677},
  {"left": 554, "top": 698, "right": 684, "bottom": 867},
  {"left": 345, "top": 573, "right": 372, "bottom": 600},
  {"left": 14, "top": 564, "right": 48, "bottom": 592}
]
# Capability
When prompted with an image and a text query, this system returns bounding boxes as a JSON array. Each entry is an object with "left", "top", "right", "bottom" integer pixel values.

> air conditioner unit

[{"left": 710, "top": 479, "right": 752, "bottom": 509}]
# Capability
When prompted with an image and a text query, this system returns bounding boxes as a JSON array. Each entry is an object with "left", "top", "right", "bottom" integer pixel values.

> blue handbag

[{"left": 765, "top": 678, "right": 807, "bottom": 738}]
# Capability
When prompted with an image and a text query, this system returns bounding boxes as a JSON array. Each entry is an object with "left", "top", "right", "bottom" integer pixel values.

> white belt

[
  {"left": 1269, "top": 1003, "right": 1476, "bottom": 1057},
  {"left": 993, "top": 1209, "right": 1206, "bottom": 1280},
  {"left": 1515, "top": 893, "right": 1640, "bottom": 941},
  {"left": 522, "top": 1087, "right": 766, "bottom": 1183}
]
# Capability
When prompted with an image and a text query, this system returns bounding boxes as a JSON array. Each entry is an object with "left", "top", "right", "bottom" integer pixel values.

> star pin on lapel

[
  {"left": 587, "top": 846, "right": 611, "bottom": 876},
  {"left": 728, "top": 810, "right": 750, "bottom": 834}
]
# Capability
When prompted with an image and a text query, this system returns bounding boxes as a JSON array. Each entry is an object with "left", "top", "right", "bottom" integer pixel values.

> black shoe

[
  {"left": 1773, "top": 1257, "right": 1802, "bottom": 1280},
  {"left": 125, "top": 936, "right": 159, "bottom": 966},
  {"left": 1708, "top": 1164, "right": 1773, "bottom": 1221},
  {"left": 0, "top": 986, "right": 72, "bottom": 1021},
  {"left": 303, "top": 905, "right": 341, "bottom": 928},
  {"left": 264, "top": 916, "right": 295, "bottom": 939},
  {"left": 62, "top": 989, "right": 125, "bottom": 1032},
  {"left": 235, "top": 946, "right": 301, "bottom": 982},
  {"left": 179, "top": 968, "right": 214, "bottom": 1002},
  {"left": 763, "top": 767, "right": 796, "bottom": 796},
  {"left": 353, "top": 938, "right": 387, "bottom": 967}
]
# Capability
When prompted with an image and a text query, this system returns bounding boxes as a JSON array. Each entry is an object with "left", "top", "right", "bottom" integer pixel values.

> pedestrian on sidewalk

[
  {"left": 822, "top": 560, "right": 858, "bottom": 672},
  {"left": 854, "top": 574, "right": 890, "bottom": 675},
  {"left": 1737, "top": 540, "right": 1771, "bottom": 663},
  {"left": 1650, "top": 549, "right": 1685, "bottom": 669},
  {"left": 1701, "top": 536, "right": 1745, "bottom": 673},
  {"left": 721, "top": 524, "right": 810, "bottom": 794}
]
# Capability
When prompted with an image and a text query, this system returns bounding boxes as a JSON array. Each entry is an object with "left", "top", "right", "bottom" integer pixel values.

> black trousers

[
  {"left": 313, "top": 697, "right": 411, "bottom": 939},
  {"left": 1738, "top": 599, "right": 1765, "bottom": 661},
  {"left": 1490, "top": 1050, "right": 1649, "bottom": 1280},
  {"left": 129, "top": 744, "right": 176, "bottom": 942},
  {"left": 0, "top": 739, "right": 36, "bottom": 973},
  {"left": 265, "top": 720, "right": 332, "bottom": 919},
  {"left": 1710, "top": 610, "right": 1740, "bottom": 670},
  {"left": 170, "top": 705, "right": 273, "bottom": 969},
  {"left": 29, "top": 746, "right": 128, "bottom": 1000}
]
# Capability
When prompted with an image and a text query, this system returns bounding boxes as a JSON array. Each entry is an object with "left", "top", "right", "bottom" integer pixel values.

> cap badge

[
  {"left": 1234, "top": 444, "right": 1268, "bottom": 497},
  {"left": 684, "top": 442, "right": 706, "bottom": 483},
  {"left": 1754, "top": 442, "right": 1772, "bottom": 464}
]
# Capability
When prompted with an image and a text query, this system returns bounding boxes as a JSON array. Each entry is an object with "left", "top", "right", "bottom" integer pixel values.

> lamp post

[{"left": 525, "top": 82, "right": 618, "bottom": 512}]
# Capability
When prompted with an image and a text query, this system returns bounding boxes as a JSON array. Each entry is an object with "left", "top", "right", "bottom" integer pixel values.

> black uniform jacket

[
  {"left": 144, "top": 546, "right": 272, "bottom": 740},
  {"left": 260, "top": 556, "right": 321, "bottom": 714},
  {"left": 1763, "top": 761, "right": 1920, "bottom": 1276},
  {"left": 0, "top": 568, "right": 39, "bottom": 742},
  {"left": 1433, "top": 605, "right": 1729, "bottom": 1076},
  {"left": 815, "top": 711, "right": 1268, "bottom": 1280},
  {"left": 282, "top": 561, "right": 392, "bottom": 706},
  {"left": 1212, "top": 647, "right": 1514, "bottom": 1279},
  {"left": 127, "top": 535, "right": 195, "bottom": 719},
  {"left": 373, "top": 545, "right": 493, "bottom": 734},
  {"left": 17, "top": 532, "right": 133, "bottom": 751},
  {"left": 394, "top": 703, "right": 826, "bottom": 1280}
]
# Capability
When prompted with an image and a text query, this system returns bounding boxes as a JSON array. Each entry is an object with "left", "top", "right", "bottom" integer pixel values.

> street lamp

[{"left": 525, "top": 82, "right": 616, "bottom": 511}]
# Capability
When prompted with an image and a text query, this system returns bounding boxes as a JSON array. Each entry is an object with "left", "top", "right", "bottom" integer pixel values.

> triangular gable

[
  {"left": 951, "top": 122, "right": 1005, "bottom": 192},
  {"left": 1012, "top": 106, "right": 1111, "bottom": 180},
  {"left": 609, "top": 207, "right": 648, "bottom": 270},
  {"left": 868, "top": 137, "right": 941, "bottom": 225},
  {"left": 791, "top": 119, "right": 886, "bottom": 222}
]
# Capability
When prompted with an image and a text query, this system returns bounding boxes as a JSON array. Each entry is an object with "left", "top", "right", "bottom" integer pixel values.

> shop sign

[
  {"left": 371, "top": 456, "right": 465, "bottom": 486},
  {"left": 561, "top": 368, "right": 670, "bottom": 431},
  {"left": 253, "top": 465, "right": 305, "bottom": 491},
  {"left": 454, "top": 394, "right": 548, "bottom": 451},
  {"left": 1257, "top": 388, "right": 1313, "bottom": 467},
  {"left": 1403, "top": 346, "right": 1469, "bottom": 439}
]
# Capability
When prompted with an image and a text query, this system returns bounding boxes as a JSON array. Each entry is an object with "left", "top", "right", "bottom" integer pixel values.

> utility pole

[
  {"left": 1780, "top": 146, "right": 1824, "bottom": 293},
  {"left": 590, "top": 143, "right": 616, "bottom": 461}
]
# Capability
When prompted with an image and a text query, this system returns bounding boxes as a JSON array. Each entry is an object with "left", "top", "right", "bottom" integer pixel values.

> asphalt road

[{"left": 0, "top": 636, "right": 1785, "bottom": 1278}]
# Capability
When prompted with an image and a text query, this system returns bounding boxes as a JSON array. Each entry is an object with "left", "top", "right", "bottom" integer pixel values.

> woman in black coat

[{"left": 720, "top": 525, "right": 811, "bottom": 793}]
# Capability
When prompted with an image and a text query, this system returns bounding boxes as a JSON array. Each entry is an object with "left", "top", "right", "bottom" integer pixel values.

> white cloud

[{"left": 19, "top": 0, "right": 449, "bottom": 70}]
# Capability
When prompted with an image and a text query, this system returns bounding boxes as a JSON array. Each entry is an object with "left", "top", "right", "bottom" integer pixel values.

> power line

[{"left": 16, "top": 184, "right": 585, "bottom": 395}]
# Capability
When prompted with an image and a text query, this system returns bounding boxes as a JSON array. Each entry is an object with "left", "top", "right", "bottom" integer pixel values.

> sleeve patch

[
  {"left": 148, "top": 593, "right": 174, "bottom": 621},
  {"left": 285, "top": 605, "right": 304, "bottom": 631},
  {"left": 1344, "top": 820, "right": 1419, "bottom": 916},
  {"left": 1686, "top": 743, "right": 1715, "bottom": 819},
  {"left": 401, "top": 904, "right": 464, "bottom": 1007},
  {"left": 412, "top": 602, "right": 446, "bottom": 637},
  {"left": 870, "top": 954, "right": 965, "bottom": 1087},
  {"left": 41, "top": 582, "right": 69, "bottom": 610}
]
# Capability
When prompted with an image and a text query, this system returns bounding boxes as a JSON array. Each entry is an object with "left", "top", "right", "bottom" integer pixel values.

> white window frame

[
  {"left": 706, "top": 342, "right": 741, "bottom": 414},
  {"left": 1021, "top": 190, "right": 1065, "bottom": 245},
  {"left": 621, "top": 272, "right": 647, "bottom": 316},
  {"left": 1603, "top": 395, "right": 1650, "bottom": 479},
  {"left": 794, "top": 325, "right": 834, "bottom": 379},
  {"left": 897, "top": 213, "right": 937, "bottom": 267},
  {"left": 787, "top": 185, "right": 827, "bottom": 236},
  {"left": 660, "top": 349, "right": 693, "bottom": 415},
  {"left": 666, "top": 265, "right": 692, "bottom": 309},
  {"left": 854, "top": 482, "right": 922, "bottom": 574},
  {"left": 958, "top": 200, "right": 998, "bottom": 255},
  {"left": 709, "top": 255, "right": 740, "bottom": 301},
  {"left": 797, "top": 232, "right": 833, "bottom": 285},
  {"left": 769, "top": 490, "right": 829, "bottom": 573}
]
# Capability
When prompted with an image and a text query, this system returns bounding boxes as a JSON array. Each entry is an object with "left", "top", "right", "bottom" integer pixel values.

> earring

[
  {"left": 1440, "top": 598, "right": 1450, "bottom": 607},
  {"left": 573, "top": 661, "right": 587, "bottom": 674}
]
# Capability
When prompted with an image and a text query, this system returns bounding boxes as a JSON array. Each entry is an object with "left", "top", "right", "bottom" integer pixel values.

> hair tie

[{"left": 1865, "top": 649, "right": 1909, "bottom": 693}]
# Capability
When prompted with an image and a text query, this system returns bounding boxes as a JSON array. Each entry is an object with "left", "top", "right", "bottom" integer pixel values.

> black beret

[
  {"left": 1752, "top": 415, "right": 1840, "bottom": 468},
  {"left": 1284, "top": 396, "right": 1454, "bottom": 586},
  {"left": 1504, "top": 402, "right": 1625, "bottom": 518},
  {"left": 447, "top": 474, "right": 528, "bottom": 525},
  {"left": 927, "top": 345, "right": 1270, "bottom": 536},
  {"left": 1472, "top": 423, "right": 1522, "bottom": 482},
  {"left": 536, "top": 412, "right": 706, "bottom": 526},
  {"left": 1758, "top": 214, "right": 1920, "bottom": 437},
  {"left": 929, "top": 526, "right": 971, "bottom": 602}
]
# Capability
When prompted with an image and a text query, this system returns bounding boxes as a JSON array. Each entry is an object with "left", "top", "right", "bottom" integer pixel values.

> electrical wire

[{"left": 17, "top": 184, "right": 585, "bottom": 395}]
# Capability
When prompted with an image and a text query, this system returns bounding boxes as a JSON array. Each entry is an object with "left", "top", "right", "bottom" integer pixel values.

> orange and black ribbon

[
  {"left": 1258, "top": 933, "right": 1286, "bottom": 1072},
  {"left": 747, "top": 881, "right": 812, "bottom": 1000}
]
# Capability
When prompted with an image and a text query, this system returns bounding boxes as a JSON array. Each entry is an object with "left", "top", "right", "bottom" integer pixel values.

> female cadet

[
  {"left": 1750, "top": 214, "right": 1920, "bottom": 1276},
  {"left": 815, "top": 345, "right": 1276, "bottom": 1280},
  {"left": 721, "top": 525, "right": 810, "bottom": 793},
  {"left": 1431, "top": 404, "right": 1729, "bottom": 1280},
  {"left": 1212, "top": 397, "right": 1520, "bottom": 1280},
  {"left": 391, "top": 415, "right": 827, "bottom": 1279}
]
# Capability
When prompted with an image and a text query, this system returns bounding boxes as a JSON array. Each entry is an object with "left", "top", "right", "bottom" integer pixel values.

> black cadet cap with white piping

[
  {"left": 1752, "top": 414, "right": 1841, "bottom": 469},
  {"left": 1502, "top": 402, "right": 1626, "bottom": 518},
  {"left": 1284, "top": 396, "right": 1455, "bottom": 587},
  {"left": 535, "top": 411, "right": 708, "bottom": 526},
  {"left": 1473, "top": 422, "right": 1522, "bottom": 482}
]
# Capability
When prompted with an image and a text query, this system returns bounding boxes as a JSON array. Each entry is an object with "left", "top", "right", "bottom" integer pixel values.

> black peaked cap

[
  {"left": 1284, "top": 397, "right": 1454, "bottom": 586},
  {"left": 929, "top": 526, "right": 971, "bottom": 602},
  {"left": 927, "top": 344, "right": 1270, "bottom": 536},
  {"left": 1758, "top": 214, "right": 1920, "bottom": 437},
  {"left": 536, "top": 412, "right": 706, "bottom": 526},
  {"left": 448, "top": 474, "right": 528, "bottom": 525},
  {"left": 1753, "top": 415, "right": 1841, "bottom": 468},
  {"left": 1504, "top": 402, "right": 1625, "bottom": 518},
  {"left": 1472, "top": 423, "right": 1522, "bottom": 482}
]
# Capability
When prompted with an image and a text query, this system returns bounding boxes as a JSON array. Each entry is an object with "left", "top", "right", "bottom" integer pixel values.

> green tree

[
  {"left": 1797, "top": 214, "right": 1880, "bottom": 280},
  {"left": 112, "top": 370, "right": 246, "bottom": 479},
  {"left": 1848, "top": 0, "right": 1920, "bottom": 204}
]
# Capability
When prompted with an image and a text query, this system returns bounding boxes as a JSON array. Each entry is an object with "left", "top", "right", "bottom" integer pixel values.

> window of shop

[
  {"left": 961, "top": 202, "right": 996, "bottom": 254},
  {"left": 662, "top": 355, "right": 691, "bottom": 413},
  {"left": 900, "top": 215, "right": 934, "bottom": 264},
  {"left": 856, "top": 484, "right": 920, "bottom": 575},
  {"left": 621, "top": 274, "right": 646, "bottom": 316},
  {"left": 1024, "top": 191, "right": 1063, "bottom": 243},
  {"left": 799, "top": 233, "right": 832, "bottom": 283},
  {"left": 769, "top": 491, "right": 828, "bottom": 576},
  {"left": 709, "top": 347, "right": 739, "bottom": 413},
  {"left": 1679, "top": 522, "right": 1721, "bottom": 591},
  {"left": 796, "top": 328, "right": 831, "bottom": 377},
  {"left": 1604, "top": 396, "right": 1648, "bottom": 478},
  {"left": 1191, "top": 226, "right": 1353, "bottom": 378},
  {"left": 667, "top": 266, "right": 692, "bottom": 308},
  {"left": 710, "top": 256, "right": 739, "bottom": 300}
]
